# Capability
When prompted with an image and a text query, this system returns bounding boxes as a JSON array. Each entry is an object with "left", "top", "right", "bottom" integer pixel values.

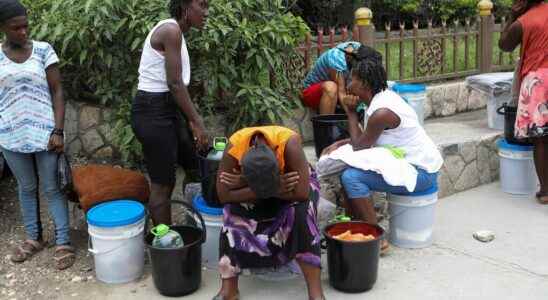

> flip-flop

[
  {"left": 53, "top": 245, "right": 76, "bottom": 270},
  {"left": 537, "top": 192, "right": 548, "bottom": 205},
  {"left": 380, "top": 239, "right": 390, "bottom": 256},
  {"left": 11, "top": 240, "right": 44, "bottom": 263},
  {"left": 212, "top": 293, "right": 239, "bottom": 300}
]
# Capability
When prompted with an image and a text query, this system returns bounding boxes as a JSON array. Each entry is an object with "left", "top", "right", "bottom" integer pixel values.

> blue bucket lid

[
  {"left": 392, "top": 184, "right": 438, "bottom": 196},
  {"left": 392, "top": 83, "right": 426, "bottom": 93},
  {"left": 87, "top": 200, "right": 145, "bottom": 227},
  {"left": 193, "top": 195, "right": 223, "bottom": 216},
  {"left": 497, "top": 138, "right": 534, "bottom": 151}
]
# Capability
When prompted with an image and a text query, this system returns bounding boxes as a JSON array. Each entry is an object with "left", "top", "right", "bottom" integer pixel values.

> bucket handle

[
  {"left": 170, "top": 200, "right": 207, "bottom": 244},
  {"left": 497, "top": 102, "right": 508, "bottom": 115},
  {"left": 88, "top": 236, "right": 127, "bottom": 256}
]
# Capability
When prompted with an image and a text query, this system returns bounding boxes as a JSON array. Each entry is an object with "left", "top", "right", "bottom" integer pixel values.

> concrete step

[{"left": 304, "top": 109, "right": 503, "bottom": 199}]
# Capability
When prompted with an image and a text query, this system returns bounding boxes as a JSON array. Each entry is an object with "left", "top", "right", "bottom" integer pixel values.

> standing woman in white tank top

[{"left": 131, "top": 0, "right": 209, "bottom": 225}]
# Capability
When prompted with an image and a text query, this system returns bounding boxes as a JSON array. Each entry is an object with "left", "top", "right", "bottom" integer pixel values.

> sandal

[
  {"left": 380, "top": 239, "right": 390, "bottom": 256},
  {"left": 11, "top": 240, "right": 44, "bottom": 263},
  {"left": 53, "top": 245, "right": 76, "bottom": 270},
  {"left": 212, "top": 293, "right": 239, "bottom": 300},
  {"left": 536, "top": 191, "right": 548, "bottom": 205}
]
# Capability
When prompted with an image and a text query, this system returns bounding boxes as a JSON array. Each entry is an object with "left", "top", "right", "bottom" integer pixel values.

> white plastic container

[
  {"left": 87, "top": 200, "right": 146, "bottom": 284},
  {"left": 392, "top": 83, "right": 427, "bottom": 125},
  {"left": 497, "top": 139, "right": 538, "bottom": 194},
  {"left": 466, "top": 72, "right": 513, "bottom": 130},
  {"left": 193, "top": 195, "right": 223, "bottom": 269},
  {"left": 388, "top": 186, "right": 438, "bottom": 248}
]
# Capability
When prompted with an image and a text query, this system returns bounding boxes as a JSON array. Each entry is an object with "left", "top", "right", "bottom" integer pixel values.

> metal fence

[{"left": 299, "top": 1, "right": 519, "bottom": 83}]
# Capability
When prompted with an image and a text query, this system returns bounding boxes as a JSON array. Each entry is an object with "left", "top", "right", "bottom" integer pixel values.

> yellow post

[
  {"left": 355, "top": 7, "right": 374, "bottom": 46},
  {"left": 478, "top": 0, "right": 494, "bottom": 72}
]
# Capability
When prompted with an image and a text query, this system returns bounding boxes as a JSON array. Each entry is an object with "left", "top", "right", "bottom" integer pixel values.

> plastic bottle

[
  {"left": 151, "top": 224, "right": 184, "bottom": 248},
  {"left": 206, "top": 137, "right": 227, "bottom": 161}
]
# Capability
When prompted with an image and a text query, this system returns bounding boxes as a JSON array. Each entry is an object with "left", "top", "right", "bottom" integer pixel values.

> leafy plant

[{"left": 190, "top": 0, "right": 309, "bottom": 132}]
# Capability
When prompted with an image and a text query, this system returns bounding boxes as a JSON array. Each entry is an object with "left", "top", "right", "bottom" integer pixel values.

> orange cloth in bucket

[{"left": 72, "top": 165, "right": 150, "bottom": 212}]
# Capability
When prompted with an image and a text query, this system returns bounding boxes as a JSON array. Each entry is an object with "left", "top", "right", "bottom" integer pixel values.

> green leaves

[{"left": 190, "top": 0, "right": 308, "bottom": 134}]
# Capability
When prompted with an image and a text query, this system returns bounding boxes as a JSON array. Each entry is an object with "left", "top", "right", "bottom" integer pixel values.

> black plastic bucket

[
  {"left": 311, "top": 114, "right": 349, "bottom": 158},
  {"left": 497, "top": 104, "right": 532, "bottom": 146},
  {"left": 198, "top": 152, "right": 222, "bottom": 207},
  {"left": 323, "top": 221, "right": 384, "bottom": 293},
  {"left": 146, "top": 201, "right": 206, "bottom": 297}
]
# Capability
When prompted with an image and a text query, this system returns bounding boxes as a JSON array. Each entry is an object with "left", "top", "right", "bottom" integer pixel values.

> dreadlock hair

[
  {"left": 350, "top": 46, "right": 387, "bottom": 96},
  {"left": 169, "top": 0, "right": 193, "bottom": 20}
]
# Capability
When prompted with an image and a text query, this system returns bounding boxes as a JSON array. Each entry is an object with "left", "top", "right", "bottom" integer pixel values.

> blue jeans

[
  {"left": 1, "top": 148, "right": 70, "bottom": 245},
  {"left": 341, "top": 167, "right": 438, "bottom": 199}
]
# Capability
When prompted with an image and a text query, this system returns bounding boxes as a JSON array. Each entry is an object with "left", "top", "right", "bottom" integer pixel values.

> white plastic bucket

[
  {"left": 388, "top": 187, "right": 438, "bottom": 249},
  {"left": 202, "top": 214, "right": 222, "bottom": 269},
  {"left": 487, "top": 93, "right": 509, "bottom": 130},
  {"left": 87, "top": 200, "right": 146, "bottom": 284},
  {"left": 193, "top": 195, "right": 223, "bottom": 269},
  {"left": 498, "top": 139, "right": 538, "bottom": 195},
  {"left": 392, "top": 83, "right": 427, "bottom": 125}
]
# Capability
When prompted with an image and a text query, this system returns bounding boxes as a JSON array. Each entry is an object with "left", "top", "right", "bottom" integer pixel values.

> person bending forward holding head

[{"left": 215, "top": 126, "right": 325, "bottom": 300}]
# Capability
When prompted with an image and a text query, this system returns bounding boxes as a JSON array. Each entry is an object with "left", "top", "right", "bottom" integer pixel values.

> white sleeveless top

[
  {"left": 137, "top": 19, "right": 190, "bottom": 92},
  {"left": 365, "top": 90, "right": 443, "bottom": 173}
]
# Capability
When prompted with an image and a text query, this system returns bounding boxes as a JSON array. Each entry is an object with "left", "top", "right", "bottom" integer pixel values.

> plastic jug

[
  {"left": 151, "top": 224, "right": 184, "bottom": 249},
  {"left": 207, "top": 137, "right": 227, "bottom": 161}
]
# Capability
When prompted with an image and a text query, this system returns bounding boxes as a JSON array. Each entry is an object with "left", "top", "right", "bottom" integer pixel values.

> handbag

[{"left": 57, "top": 153, "right": 74, "bottom": 197}]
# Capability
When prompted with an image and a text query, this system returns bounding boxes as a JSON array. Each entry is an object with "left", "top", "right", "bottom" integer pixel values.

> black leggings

[{"left": 131, "top": 91, "right": 198, "bottom": 185}]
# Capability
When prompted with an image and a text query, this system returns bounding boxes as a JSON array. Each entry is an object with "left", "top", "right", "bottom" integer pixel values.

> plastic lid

[
  {"left": 214, "top": 137, "right": 227, "bottom": 151},
  {"left": 392, "top": 83, "right": 426, "bottom": 93},
  {"left": 497, "top": 138, "right": 534, "bottom": 151},
  {"left": 193, "top": 195, "right": 223, "bottom": 216},
  {"left": 392, "top": 184, "right": 438, "bottom": 196},
  {"left": 87, "top": 200, "right": 145, "bottom": 227},
  {"left": 151, "top": 224, "right": 170, "bottom": 237}
]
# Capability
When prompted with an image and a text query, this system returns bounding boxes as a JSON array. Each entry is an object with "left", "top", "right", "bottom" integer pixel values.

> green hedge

[{"left": 20, "top": 0, "right": 308, "bottom": 162}]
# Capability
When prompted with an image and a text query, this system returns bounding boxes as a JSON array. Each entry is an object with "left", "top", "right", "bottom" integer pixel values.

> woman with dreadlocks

[
  {"left": 132, "top": 0, "right": 209, "bottom": 225},
  {"left": 323, "top": 46, "right": 443, "bottom": 252}
]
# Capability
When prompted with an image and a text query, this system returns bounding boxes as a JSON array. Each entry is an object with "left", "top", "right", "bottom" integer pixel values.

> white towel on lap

[{"left": 316, "top": 144, "right": 418, "bottom": 192}]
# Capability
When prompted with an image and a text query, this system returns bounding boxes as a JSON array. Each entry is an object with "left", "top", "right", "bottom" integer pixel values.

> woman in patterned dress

[
  {"left": 499, "top": 0, "right": 548, "bottom": 203},
  {"left": 0, "top": 0, "right": 74, "bottom": 269},
  {"left": 214, "top": 126, "right": 325, "bottom": 300}
]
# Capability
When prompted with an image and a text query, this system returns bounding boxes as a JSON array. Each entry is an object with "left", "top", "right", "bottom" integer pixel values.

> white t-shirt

[
  {"left": 365, "top": 89, "right": 443, "bottom": 173},
  {"left": 137, "top": 19, "right": 191, "bottom": 92},
  {"left": 0, "top": 41, "right": 58, "bottom": 153}
]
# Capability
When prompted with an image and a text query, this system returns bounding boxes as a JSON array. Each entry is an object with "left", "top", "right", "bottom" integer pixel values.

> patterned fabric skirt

[
  {"left": 515, "top": 68, "right": 548, "bottom": 138},
  {"left": 218, "top": 169, "right": 322, "bottom": 279}
]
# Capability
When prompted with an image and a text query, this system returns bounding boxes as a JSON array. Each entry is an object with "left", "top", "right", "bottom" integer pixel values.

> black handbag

[{"left": 57, "top": 153, "right": 73, "bottom": 195}]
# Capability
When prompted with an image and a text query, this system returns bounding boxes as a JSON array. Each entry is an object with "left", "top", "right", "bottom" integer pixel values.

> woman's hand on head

[
  {"left": 219, "top": 168, "right": 246, "bottom": 190},
  {"left": 48, "top": 134, "right": 64, "bottom": 153},
  {"left": 278, "top": 171, "right": 300, "bottom": 195}
]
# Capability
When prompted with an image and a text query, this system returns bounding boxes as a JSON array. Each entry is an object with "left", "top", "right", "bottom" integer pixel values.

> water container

[
  {"left": 311, "top": 114, "right": 349, "bottom": 158},
  {"left": 392, "top": 83, "right": 427, "bottom": 124},
  {"left": 497, "top": 139, "right": 538, "bottom": 195},
  {"left": 198, "top": 137, "right": 227, "bottom": 207},
  {"left": 323, "top": 221, "right": 384, "bottom": 293},
  {"left": 388, "top": 185, "right": 438, "bottom": 249},
  {"left": 87, "top": 200, "right": 146, "bottom": 284},
  {"left": 192, "top": 195, "right": 223, "bottom": 269},
  {"left": 151, "top": 224, "right": 184, "bottom": 249}
]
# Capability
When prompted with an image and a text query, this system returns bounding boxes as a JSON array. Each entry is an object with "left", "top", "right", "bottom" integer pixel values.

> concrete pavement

[{"left": 69, "top": 183, "right": 548, "bottom": 300}]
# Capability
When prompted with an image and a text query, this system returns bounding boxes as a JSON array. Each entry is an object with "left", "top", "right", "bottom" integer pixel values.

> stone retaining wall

[{"left": 66, "top": 79, "right": 488, "bottom": 158}]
